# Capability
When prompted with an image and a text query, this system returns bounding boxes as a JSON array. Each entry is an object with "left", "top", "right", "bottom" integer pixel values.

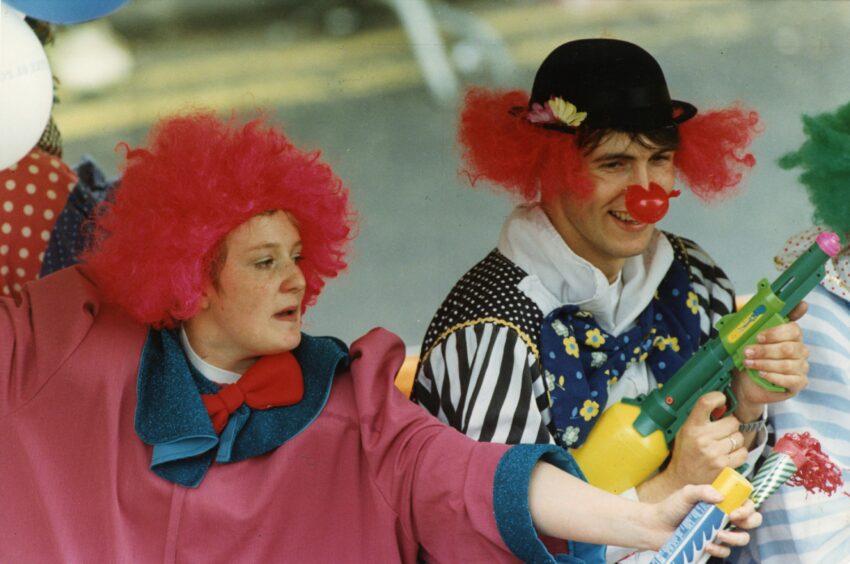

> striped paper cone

[{"left": 749, "top": 451, "right": 798, "bottom": 509}]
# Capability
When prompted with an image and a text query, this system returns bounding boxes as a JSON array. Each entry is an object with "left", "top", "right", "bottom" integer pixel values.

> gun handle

[{"left": 728, "top": 312, "right": 789, "bottom": 393}]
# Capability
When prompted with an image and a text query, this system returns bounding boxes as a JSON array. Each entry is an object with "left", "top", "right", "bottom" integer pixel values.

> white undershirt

[{"left": 179, "top": 327, "right": 242, "bottom": 385}]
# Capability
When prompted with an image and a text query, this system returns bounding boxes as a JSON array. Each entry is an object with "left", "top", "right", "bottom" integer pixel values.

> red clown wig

[
  {"left": 458, "top": 88, "right": 760, "bottom": 204},
  {"left": 84, "top": 112, "right": 354, "bottom": 328}
]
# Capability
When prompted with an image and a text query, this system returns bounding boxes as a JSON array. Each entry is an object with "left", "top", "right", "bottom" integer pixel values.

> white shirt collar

[
  {"left": 179, "top": 327, "right": 242, "bottom": 385},
  {"left": 497, "top": 203, "right": 674, "bottom": 335}
]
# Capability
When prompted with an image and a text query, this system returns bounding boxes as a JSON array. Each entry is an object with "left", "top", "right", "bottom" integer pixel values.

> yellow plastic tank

[{"left": 570, "top": 402, "right": 669, "bottom": 494}]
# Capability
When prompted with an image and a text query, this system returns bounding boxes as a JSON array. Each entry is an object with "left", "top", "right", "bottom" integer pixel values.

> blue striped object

[
  {"left": 732, "top": 285, "right": 850, "bottom": 564},
  {"left": 651, "top": 502, "right": 727, "bottom": 564}
]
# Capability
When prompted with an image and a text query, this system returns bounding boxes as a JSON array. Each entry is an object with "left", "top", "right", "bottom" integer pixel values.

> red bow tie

[{"left": 201, "top": 352, "right": 304, "bottom": 434}]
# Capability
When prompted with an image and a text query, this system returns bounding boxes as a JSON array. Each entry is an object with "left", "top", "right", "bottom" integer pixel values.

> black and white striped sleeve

[
  {"left": 413, "top": 323, "right": 553, "bottom": 445},
  {"left": 674, "top": 236, "right": 737, "bottom": 340}
]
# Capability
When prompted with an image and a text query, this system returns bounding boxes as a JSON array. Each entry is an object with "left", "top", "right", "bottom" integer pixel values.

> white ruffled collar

[{"left": 496, "top": 204, "right": 674, "bottom": 335}]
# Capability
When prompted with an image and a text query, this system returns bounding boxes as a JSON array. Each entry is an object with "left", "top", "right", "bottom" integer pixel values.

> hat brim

[
  {"left": 672, "top": 100, "right": 697, "bottom": 124},
  {"left": 536, "top": 99, "right": 697, "bottom": 133}
]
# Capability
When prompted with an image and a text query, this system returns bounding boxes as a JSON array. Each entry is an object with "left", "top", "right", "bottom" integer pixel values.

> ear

[{"left": 198, "top": 283, "right": 214, "bottom": 310}]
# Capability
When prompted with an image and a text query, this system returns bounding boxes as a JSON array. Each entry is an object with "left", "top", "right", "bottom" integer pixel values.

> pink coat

[{"left": 0, "top": 267, "right": 590, "bottom": 563}]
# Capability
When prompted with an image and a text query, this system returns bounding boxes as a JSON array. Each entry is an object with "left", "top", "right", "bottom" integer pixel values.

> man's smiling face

[{"left": 543, "top": 131, "right": 678, "bottom": 281}]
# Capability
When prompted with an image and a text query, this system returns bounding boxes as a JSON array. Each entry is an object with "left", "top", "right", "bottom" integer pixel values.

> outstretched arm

[{"left": 529, "top": 462, "right": 760, "bottom": 558}]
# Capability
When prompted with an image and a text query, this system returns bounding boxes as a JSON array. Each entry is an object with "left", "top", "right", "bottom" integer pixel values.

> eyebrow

[
  {"left": 246, "top": 241, "right": 302, "bottom": 252},
  {"left": 592, "top": 152, "right": 634, "bottom": 163},
  {"left": 591, "top": 147, "right": 674, "bottom": 163}
]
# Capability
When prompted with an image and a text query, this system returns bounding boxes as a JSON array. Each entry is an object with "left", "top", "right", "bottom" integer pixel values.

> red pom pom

[{"left": 775, "top": 432, "right": 845, "bottom": 496}]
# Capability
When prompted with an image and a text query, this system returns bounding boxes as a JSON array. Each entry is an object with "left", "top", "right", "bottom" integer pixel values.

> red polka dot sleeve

[{"left": 0, "top": 149, "right": 77, "bottom": 300}]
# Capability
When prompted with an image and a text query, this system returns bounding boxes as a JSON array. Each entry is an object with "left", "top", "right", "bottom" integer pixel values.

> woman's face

[{"left": 186, "top": 210, "right": 306, "bottom": 373}]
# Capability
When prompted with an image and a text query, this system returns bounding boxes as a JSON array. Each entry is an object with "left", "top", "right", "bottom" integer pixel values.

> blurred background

[{"left": 44, "top": 0, "right": 850, "bottom": 348}]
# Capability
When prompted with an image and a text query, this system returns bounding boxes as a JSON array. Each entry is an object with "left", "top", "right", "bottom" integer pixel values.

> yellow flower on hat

[{"left": 548, "top": 97, "right": 587, "bottom": 127}]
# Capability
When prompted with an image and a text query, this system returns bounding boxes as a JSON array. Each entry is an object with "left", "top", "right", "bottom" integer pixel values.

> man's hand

[
  {"left": 636, "top": 392, "right": 747, "bottom": 502},
  {"left": 732, "top": 302, "right": 809, "bottom": 423}
]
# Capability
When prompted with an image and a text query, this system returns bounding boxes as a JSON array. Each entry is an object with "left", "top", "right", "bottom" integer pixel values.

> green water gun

[{"left": 571, "top": 231, "right": 841, "bottom": 494}]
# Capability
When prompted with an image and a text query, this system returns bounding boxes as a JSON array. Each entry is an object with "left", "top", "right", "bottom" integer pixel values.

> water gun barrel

[
  {"left": 642, "top": 230, "right": 840, "bottom": 432},
  {"left": 717, "top": 231, "right": 840, "bottom": 391},
  {"left": 770, "top": 231, "right": 842, "bottom": 316}
]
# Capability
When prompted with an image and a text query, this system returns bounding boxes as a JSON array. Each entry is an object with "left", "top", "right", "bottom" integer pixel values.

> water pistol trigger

[{"left": 709, "top": 388, "right": 739, "bottom": 421}]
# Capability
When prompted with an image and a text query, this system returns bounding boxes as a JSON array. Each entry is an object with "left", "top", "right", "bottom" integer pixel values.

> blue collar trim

[{"left": 135, "top": 329, "right": 348, "bottom": 487}]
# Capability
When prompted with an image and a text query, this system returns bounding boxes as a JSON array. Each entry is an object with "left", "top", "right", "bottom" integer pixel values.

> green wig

[{"left": 779, "top": 100, "right": 850, "bottom": 235}]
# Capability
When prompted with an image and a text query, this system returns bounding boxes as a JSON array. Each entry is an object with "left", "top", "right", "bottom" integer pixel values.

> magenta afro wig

[
  {"left": 458, "top": 88, "right": 761, "bottom": 203},
  {"left": 84, "top": 112, "right": 355, "bottom": 328}
]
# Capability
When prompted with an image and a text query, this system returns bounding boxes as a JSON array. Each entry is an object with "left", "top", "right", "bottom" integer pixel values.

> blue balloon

[{"left": 5, "top": 0, "right": 129, "bottom": 24}]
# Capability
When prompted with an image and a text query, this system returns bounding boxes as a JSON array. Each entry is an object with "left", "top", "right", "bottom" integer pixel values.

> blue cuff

[{"left": 493, "top": 444, "right": 606, "bottom": 564}]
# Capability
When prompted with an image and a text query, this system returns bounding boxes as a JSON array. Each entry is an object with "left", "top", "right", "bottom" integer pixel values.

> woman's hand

[
  {"left": 527, "top": 463, "right": 761, "bottom": 554},
  {"left": 706, "top": 500, "right": 762, "bottom": 558},
  {"left": 645, "top": 486, "right": 761, "bottom": 556}
]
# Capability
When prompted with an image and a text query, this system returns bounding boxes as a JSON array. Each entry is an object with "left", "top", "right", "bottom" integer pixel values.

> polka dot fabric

[
  {"left": 775, "top": 226, "right": 850, "bottom": 301},
  {"left": 420, "top": 249, "right": 543, "bottom": 358},
  {"left": 40, "top": 157, "right": 116, "bottom": 278},
  {"left": 0, "top": 149, "right": 77, "bottom": 300}
]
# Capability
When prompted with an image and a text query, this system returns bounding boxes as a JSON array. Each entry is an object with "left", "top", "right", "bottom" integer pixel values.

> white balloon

[
  {"left": 0, "top": 2, "right": 54, "bottom": 170},
  {"left": 1, "top": 3, "right": 24, "bottom": 19}
]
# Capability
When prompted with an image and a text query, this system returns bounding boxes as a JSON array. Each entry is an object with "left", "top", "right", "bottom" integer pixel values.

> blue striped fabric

[{"left": 733, "top": 285, "right": 850, "bottom": 564}]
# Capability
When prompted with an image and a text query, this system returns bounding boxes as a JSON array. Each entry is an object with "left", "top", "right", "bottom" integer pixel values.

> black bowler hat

[{"left": 528, "top": 39, "right": 697, "bottom": 132}]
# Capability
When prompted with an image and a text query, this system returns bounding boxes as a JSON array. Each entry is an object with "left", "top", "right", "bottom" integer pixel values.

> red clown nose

[{"left": 624, "top": 183, "right": 681, "bottom": 224}]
